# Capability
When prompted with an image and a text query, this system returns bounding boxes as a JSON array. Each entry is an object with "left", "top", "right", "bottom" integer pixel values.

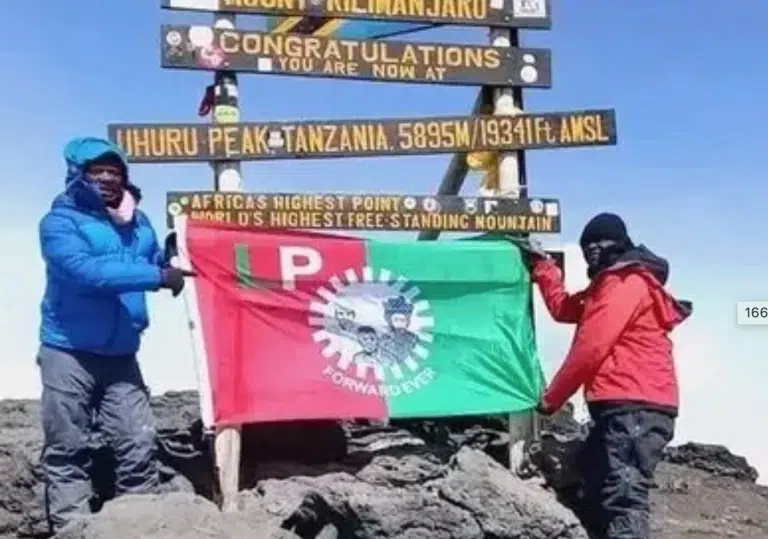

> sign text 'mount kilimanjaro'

[
  {"left": 161, "top": 0, "right": 553, "bottom": 29},
  {"left": 166, "top": 191, "right": 561, "bottom": 233},
  {"left": 108, "top": 109, "right": 616, "bottom": 163},
  {"left": 161, "top": 25, "right": 551, "bottom": 87}
]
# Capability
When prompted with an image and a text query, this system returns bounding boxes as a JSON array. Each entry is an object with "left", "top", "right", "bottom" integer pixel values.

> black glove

[
  {"left": 503, "top": 236, "right": 550, "bottom": 272},
  {"left": 501, "top": 235, "right": 550, "bottom": 258},
  {"left": 536, "top": 397, "right": 557, "bottom": 416},
  {"left": 521, "top": 237, "right": 551, "bottom": 260},
  {"left": 160, "top": 267, "right": 196, "bottom": 297}
]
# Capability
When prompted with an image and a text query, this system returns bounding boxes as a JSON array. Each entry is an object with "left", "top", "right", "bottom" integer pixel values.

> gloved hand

[
  {"left": 502, "top": 235, "right": 550, "bottom": 260},
  {"left": 523, "top": 237, "right": 551, "bottom": 260},
  {"left": 160, "top": 267, "right": 196, "bottom": 297},
  {"left": 536, "top": 397, "right": 557, "bottom": 416}
]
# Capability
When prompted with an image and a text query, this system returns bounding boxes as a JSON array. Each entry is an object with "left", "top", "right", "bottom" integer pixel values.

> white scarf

[{"left": 107, "top": 189, "right": 137, "bottom": 225}]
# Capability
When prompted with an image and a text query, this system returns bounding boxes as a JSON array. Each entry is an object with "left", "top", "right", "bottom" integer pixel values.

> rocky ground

[{"left": 2, "top": 391, "right": 767, "bottom": 539}]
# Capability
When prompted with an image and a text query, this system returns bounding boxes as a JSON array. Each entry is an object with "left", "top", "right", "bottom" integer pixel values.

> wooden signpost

[
  {"left": 162, "top": 0, "right": 553, "bottom": 29},
  {"left": 165, "top": 191, "right": 562, "bottom": 232},
  {"left": 109, "top": 109, "right": 615, "bottom": 162},
  {"left": 107, "top": 0, "right": 618, "bottom": 511},
  {"left": 161, "top": 25, "right": 552, "bottom": 86}
]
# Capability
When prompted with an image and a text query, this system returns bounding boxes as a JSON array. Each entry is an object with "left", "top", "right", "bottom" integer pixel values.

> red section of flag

[{"left": 186, "top": 221, "right": 388, "bottom": 425}]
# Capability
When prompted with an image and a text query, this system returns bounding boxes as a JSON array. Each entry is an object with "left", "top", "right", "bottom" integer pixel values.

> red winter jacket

[{"left": 533, "top": 247, "right": 691, "bottom": 412}]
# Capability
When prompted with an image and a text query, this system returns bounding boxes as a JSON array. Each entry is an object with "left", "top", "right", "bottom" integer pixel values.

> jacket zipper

[{"left": 101, "top": 220, "right": 132, "bottom": 353}]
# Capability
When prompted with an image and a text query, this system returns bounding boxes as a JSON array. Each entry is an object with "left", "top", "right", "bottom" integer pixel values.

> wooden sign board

[
  {"left": 160, "top": 25, "right": 552, "bottom": 87},
  {"left": 166, "top": 191, "right": 561, "bottom": 233},
  {"left": 108, "top": 109, "right": 616, "bottom": 163},
  {"left": 161, "top": 0, "right": 552, "bottom": 29}
]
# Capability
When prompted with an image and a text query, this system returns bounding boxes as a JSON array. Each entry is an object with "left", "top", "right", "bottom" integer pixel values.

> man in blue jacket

[{"left": 37, "top": 137, "right": 191, "bottom": 532}]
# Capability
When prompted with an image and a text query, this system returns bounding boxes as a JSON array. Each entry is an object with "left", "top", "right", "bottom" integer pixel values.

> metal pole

[
  {"left": 210, "top": 12, "right": 243, "bottom": 513},
  {"left": 488, "top": 26, "right": 536, "bottom": 474},
  {"left": 490, "top": 28, "right": 526, "bottom": 198},
  {"left": 417, "top": 87, "right": 492, "bottom": 241}
]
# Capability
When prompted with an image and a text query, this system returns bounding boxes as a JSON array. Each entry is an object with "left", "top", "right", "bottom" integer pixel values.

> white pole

[
  {"left": 488, "top": 28, "right": 523, "bottom": 198},
  {"left": 489, "top": 26, "right": 537, "bottom": 474},
  {"left": 210, "top": 12, "right": 243, "bottom": 512},
  {"left": 173, "top": 215, "right": 215, "bottom": 431}
]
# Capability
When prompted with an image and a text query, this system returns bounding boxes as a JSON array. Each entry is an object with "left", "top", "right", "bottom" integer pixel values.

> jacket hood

[
  {"left": 605, "top": 244, "right": 693, "bottom": 329},
  {"left": 612, "top": 244, "right": 669, "bottom": 284},
  {"left": 55, "top": 137, "right": 141, "bottom": 213}
]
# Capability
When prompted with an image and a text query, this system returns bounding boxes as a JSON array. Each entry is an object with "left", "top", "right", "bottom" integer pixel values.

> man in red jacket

[{"left": 531, "top": 213, "right": 692, "bottom": 539}]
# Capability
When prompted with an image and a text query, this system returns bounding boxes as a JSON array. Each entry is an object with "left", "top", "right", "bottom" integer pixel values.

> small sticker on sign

[
  {"left": 214, "top": 105, "right": 239, "bottom": 124},
  {"left": 512, "top": 0, "right": 547, "bottom": 18},
  {"left": 423, "top": 197, "right": 440, "bottom": 212},
  {"left": 166, "top": 31, "right": 182, "bottom": 46},
  {"left": 169, "top": 0, "right": 218, "bottom": 10},
  {"left": 188, "top": 26, "right": 214, "bottom": 48},
  {"left": 257, "top": 58, "right": 273, "bottom": 71},
  {"left": 224, "top": 83, "right": 239, "bottom": 98},
  {"left": 545, "top": 202, "right": 559, "bottom": 216},
  {"left": 213, "top": 18, "right": 235, "bottom": 30},
  {"left": 489, "top": 0, "right": 504, "bottom": 9},
  {"left": 168, "top": 202, "right": 182, "bottom": 216},
  {"left": 267, "top": 130, "right": 285, "bottom": 148},
  {"left": 520, "top": 66, "right": 538, "bottom": 84}
]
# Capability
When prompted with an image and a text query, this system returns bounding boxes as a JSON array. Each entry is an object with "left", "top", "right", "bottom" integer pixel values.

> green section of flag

[{"left": 365, "top": 238, "right": 543, "bottom": 418}]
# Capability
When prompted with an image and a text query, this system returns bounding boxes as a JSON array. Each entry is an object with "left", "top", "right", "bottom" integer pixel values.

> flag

[
  {"left": 265, "top": 14, "right": 435, "bottom": 40},
  {"left": 183, "top": 220, "right": 544, "bottom": 426}
]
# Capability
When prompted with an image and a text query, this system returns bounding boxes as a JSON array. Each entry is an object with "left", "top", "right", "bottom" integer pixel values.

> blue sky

[{"left": 1, "top": 1, "right": 767, "bottom": 477}]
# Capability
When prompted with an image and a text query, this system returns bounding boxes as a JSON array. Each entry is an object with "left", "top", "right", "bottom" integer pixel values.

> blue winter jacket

[{"left": 38, "top": 137, "right": 165, "bottom": 356}]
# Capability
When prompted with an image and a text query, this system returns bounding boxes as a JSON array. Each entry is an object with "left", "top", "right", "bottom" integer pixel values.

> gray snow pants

[
  {"left": 37, "top": 345, "right": 159, "bottom": 533},
  {"left": 580, "top": 405, "right": 675, "bottom": 539}
]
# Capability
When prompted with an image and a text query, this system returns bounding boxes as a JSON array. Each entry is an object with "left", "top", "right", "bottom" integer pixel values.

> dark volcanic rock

[
  {"left": 663, "top": 442, "right": 759, "bottom": 483},
  {"left": 53, "top": 493, "right": 299, "bottom": 539},
  {"left": 238, "top": 447, "right": 586, "bottom": 539},
  {"left": 1, "top": 391, "right": 767, "bottom": 539}
]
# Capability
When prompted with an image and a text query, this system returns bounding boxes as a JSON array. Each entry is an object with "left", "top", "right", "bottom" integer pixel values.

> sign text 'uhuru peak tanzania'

[
  {"left": 166, "top": 191, "right": 561, "bottom": 233},
  {"left": 161, "top": 0, "right": 552, "bottom": 29},
  {"left": 161, "top": 25, "right": 551, "bottom": 87},
  {"left": 109, "top": 109, "right": 616, "bottom": 162}
]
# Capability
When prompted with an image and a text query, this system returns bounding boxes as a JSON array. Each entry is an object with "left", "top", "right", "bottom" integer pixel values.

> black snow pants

[
  {"left": 37, "top": 345, "right": 159, "bottom": 533},
  {"left": 579, "top": 404, "right": 675, "bottom": 539}
]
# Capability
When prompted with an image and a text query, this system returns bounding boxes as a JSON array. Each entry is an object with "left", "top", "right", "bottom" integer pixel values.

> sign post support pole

[
  {"left": 210, "top": 11, "right": 243, "bottom": 513},
  {"left": 416, "top": 87, "right": 492, "bottom": 242},
  {"left": 489, "top": 25, "right": 537, "bottom": 474}
]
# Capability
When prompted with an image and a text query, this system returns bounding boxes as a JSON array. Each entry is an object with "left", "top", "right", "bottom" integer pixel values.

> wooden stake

[{"left": 210, "top": 11, "right": 243, "bottom": 513}]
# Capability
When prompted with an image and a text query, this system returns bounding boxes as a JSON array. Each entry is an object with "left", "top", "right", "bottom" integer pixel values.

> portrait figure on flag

[{"left": 379, "top": 295, "right": 420, "bottom": 364}]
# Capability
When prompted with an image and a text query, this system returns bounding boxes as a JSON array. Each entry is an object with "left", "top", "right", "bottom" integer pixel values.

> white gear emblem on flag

[{"left": 308, "top": 267, "right": 434, "bottom": 389}]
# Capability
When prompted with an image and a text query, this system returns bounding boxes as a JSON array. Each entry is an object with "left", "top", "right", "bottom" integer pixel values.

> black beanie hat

[{"left": 579, "top": 213, "right": 631, "bottom": 247}]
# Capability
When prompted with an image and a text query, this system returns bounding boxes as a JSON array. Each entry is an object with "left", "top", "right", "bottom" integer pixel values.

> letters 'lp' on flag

[{"left": 182, "top": 220, "right": 544, "bottom": 425}]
